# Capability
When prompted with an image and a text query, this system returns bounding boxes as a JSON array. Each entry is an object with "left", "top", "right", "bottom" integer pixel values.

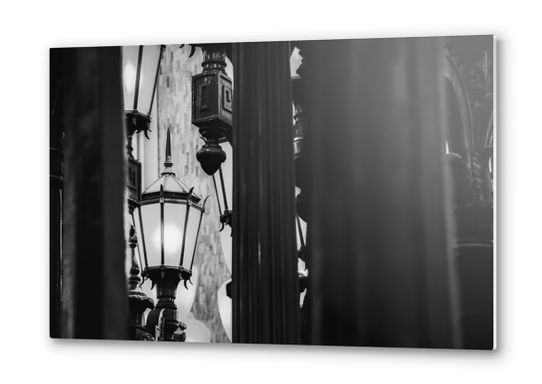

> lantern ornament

[
  {"left": 191, "top": 44, "right": 233, "bottom": 176},
  {"left": 133, "top": 128, "right": 208, "bottom": 341}
]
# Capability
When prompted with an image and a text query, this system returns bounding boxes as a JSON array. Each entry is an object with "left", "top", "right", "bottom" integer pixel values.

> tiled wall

[{"left": 156, "top": 45, "right": 230, "bottom": 343}]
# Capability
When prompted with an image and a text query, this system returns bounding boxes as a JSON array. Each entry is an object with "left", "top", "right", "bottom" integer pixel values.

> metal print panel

[{"left": 50, "top": 35, "right": 495, "bottom": 349}]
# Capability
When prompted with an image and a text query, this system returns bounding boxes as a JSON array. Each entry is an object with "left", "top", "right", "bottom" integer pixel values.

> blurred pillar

[
  {"left": 61, "top": 47, "right": 128, "bottom": 339},
  {"left": 299, "top": 37, "right": 460, "bottom": 347},
  {"left": 232, "top": 42, "right": 300, "bottom": 344},
  {"left": 50, "top": 49, "right": 65, "bottom": 338}
]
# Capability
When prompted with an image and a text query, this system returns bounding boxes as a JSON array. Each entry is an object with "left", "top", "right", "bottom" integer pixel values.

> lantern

[
  {"left": 191, "top": 44, "right": 233, "bottom": 176},
  {"left": 132, "top": 128, "right": 208, "bottom": 341}
]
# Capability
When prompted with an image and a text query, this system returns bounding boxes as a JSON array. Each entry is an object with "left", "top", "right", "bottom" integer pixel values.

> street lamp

[{"left": 132, "top": 128, "right": 209, "bottom": 341}]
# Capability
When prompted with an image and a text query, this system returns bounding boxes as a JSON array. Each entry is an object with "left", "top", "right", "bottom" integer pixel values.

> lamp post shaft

[{"left": 145, "top": 269, "right": 186, "bottom": 341}]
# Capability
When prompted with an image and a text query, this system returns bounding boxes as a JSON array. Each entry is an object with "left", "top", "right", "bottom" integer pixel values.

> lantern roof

[{"left": 142, "top": 128, "right": 202, "bottom": 204}]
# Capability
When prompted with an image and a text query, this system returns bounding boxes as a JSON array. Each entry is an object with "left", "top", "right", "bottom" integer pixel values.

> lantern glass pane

[
  {"left": 182, "top": 206, "right": 203, "bottom": 271},
  {"left": 122, "top": 45, "right": 161, "bottom": 114},
  {"left": 163, "top": 202, "right": 188, "bottom": 267},
  {"left": 140, "top": 203, "right": 162, "bottom": 268},
  {"left": 138, "top": 45, "right": 161, "bottom": 115},
  {"left": 122, "top": 46, "right": 139, "bottom": 111}
]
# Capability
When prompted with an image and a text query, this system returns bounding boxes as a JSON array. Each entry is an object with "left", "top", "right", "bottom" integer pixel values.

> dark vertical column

[
  {"left": 301, "top": 38, "right": 460, "bottom": 348},
  {"left": 232, "top": 42, "right": 300, "bottom": 344},
  {"left": 453, "top": 214, "right": 493, "bottom": 349},
  {"left": 50, "top": 49, "right": 65, "bottom": 338},
  {"left": 445, "top": 36, "right": 494, "bottom": 350},
  {"left": 61, "top": 47, "right": 128, "bottom": 339}
]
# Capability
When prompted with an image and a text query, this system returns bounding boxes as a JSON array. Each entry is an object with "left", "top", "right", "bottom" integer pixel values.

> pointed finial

[
  {"left": 161, "top": 127, "right": 175, "bottom": 175},
  {"left": 165, "top": 128, "right": 173, "bottom": 166}
]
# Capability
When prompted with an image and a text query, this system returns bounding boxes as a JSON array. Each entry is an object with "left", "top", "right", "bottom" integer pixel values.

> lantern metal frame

[
  {"left": 134, "top": 129, "right": 209, "bottom": 281},
  {"left": 135, "top": 184, "right": 207, "bottom": 282}
]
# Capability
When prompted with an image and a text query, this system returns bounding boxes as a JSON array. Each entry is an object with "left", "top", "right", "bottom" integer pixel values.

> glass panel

[
  {"left": 182, "top": 206, "right": 203, "bottom": 271},
  {"left": 140, "top": 203, "right": 161, "bottom": 268},
  {"left": 163, "top": 202, "right": 187, "bottom": 267},
  {"left": 122, "top": 46, "right": 139, "bottom": 111},
  {"left": 138, "top": 45, "right": 161, "bottom": 115}
]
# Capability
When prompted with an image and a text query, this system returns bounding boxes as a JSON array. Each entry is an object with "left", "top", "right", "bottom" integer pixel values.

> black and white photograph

[
  {"left": 7, "top": 1, "right": 542, "bottom": 382},
  {"left": 50, "top": 36, "right": 494, "bottom": 349}
]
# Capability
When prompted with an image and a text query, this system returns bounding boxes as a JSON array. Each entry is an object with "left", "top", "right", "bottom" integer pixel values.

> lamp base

[
  {"left": 146, "top": 307, "right": 186, "bottom": 342},
  {"left": 144, "top": 268, "right": 188, "bottom": 341}
]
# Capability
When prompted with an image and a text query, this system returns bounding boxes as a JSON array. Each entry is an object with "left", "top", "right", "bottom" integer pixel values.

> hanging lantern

[{"left": 191, "top": 44, "right": 233, "bottom": 176}]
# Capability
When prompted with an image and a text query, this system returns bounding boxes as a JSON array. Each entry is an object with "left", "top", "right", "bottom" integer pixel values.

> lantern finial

[{"left": 162, "top": 127, "right": 174, "bottom": 174}]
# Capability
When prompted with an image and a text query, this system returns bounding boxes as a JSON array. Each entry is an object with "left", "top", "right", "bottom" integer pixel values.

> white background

[{"left": 0, "top": 0, "right": 538, "bottom": 382}]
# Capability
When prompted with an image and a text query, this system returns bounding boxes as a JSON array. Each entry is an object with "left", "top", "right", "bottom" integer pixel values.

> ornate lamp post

[{"left": 132, "top": 128, "right": 208, "bottom": 341}]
